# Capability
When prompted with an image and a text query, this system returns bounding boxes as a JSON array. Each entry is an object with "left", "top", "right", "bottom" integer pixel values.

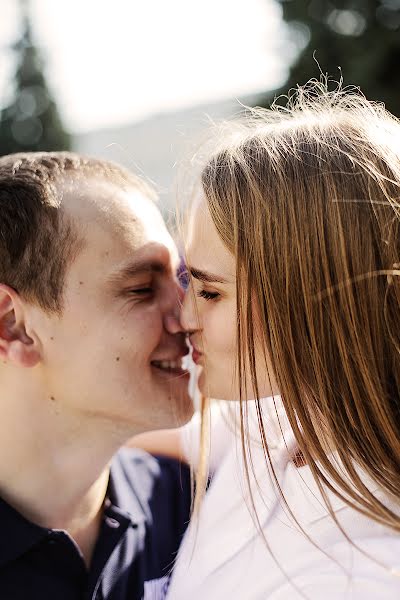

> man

[{"left": 0, "top": 152, "right": 193, "bottom": 599}]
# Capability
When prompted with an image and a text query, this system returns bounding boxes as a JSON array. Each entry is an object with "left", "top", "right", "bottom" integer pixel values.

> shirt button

[
  {"left": 105, "top": 517, "right": 120, "bottom": 528},
  {"left": 46, "top": 532, "right": 57, "bottom": 545}
]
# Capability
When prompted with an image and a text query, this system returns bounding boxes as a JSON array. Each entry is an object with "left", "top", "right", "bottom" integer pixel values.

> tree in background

[
  {"left": 272, "top": 0, "right": 400, "bottom": 116},
  {"left": 0, "top": 0, "right": 71, "bottom": 156}
]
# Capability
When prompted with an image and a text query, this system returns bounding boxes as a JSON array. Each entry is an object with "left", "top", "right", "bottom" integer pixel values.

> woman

[{"left": 136, "top": 82, "right": 400, "bottom": 598}]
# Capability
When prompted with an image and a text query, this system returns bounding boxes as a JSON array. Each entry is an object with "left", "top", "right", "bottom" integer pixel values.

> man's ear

[{"left": 0, "top": 285, "right": 41, "bottom": 368}]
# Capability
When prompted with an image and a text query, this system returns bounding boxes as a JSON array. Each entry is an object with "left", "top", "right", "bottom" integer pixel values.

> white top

[{"left": 167, "top": 398, "right": 400, "bottom": 600}]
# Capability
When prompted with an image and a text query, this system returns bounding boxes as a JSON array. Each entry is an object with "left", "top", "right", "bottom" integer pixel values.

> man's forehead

[
  {"left": 60, "top": 176, "right": 167, "bottom": 237},
  {"left": 59, "top": 176, "right": 179, "bottom": 274},
  {"left": 59, "top": 176, "right": 140, "bottom": 223}
]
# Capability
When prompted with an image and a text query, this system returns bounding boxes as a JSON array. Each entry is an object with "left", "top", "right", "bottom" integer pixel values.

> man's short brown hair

[{"left": 0, "top": 151, "right": 154, "bottom": 312}]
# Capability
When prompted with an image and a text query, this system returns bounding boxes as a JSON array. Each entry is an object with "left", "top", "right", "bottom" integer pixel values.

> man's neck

[
  {"left": 55, "top": 469, "right": 109, "bottom": 567},
  {"left": 0, "top": 381, "right": 131, "bottom": 567}
]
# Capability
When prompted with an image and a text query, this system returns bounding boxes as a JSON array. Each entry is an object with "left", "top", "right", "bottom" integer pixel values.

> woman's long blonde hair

[{"left": 195, "top": 80, "right": 400, "bottom": 531}]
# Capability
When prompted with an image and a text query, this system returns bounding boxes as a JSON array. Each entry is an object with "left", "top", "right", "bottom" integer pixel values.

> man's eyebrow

[
  {"left": 189, "top": 267, "right": 228, "bottom": 284},
  {"left": 109, "top": 259, "right": 166, "bottom": 282}
]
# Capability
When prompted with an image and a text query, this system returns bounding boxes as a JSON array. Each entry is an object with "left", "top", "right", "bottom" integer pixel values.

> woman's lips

[{"left": 191, "top": 348, "right": 203, "bottom": 364}]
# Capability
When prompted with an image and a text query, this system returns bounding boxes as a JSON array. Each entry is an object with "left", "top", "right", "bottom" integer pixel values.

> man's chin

[
  {"left": 152, "top": 364, "right": 191, "bottom": 397},
  {"left": 152, "top": 380, "right": 194, "bottom": 426},
  {"left": 168, "top": 390, "right": 194, "bottom": 427}
]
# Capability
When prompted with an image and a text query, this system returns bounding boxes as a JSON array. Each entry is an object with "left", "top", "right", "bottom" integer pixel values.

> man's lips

[{"left": 151, "top": 349, "right": 190, "bottom": 375}]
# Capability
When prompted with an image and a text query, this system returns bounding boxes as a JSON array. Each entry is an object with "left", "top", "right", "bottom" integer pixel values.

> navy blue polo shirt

[{"left": 0, "top": 448, "right": 192, "bottom": 600}]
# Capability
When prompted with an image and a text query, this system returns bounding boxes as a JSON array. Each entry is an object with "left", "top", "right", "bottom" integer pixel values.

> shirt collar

[
  {"left": 0, "top": 448, "right": 153, "bottom": 568},
  {"left": 106, "top": 448, "right": 155, "bottom": 527},
  {"left": 0, "top": 496, "right": 49, "bottom": 568}
]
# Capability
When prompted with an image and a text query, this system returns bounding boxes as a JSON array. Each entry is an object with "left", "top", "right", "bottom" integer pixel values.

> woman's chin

[{"left": 198, "top": 371, "right": 238, "bottom": 401}]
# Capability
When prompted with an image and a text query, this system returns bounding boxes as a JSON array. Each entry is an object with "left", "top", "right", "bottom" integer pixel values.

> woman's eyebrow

[{"left": 189, "top": 267, "right": 228, "bottom": 284}]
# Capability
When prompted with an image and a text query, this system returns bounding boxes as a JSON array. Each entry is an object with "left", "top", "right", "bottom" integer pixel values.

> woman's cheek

[{"left": 208, "top": 301, "right": 236, "bottom": 359}]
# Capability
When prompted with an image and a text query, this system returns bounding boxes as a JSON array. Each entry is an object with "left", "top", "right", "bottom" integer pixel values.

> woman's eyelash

[{"left": 197, "top": 289, "right": 219, "bottom": 301}]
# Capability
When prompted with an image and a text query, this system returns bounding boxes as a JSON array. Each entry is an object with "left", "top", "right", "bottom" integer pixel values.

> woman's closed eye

[{"left": 197, "top": 289, "right": 220, "bottom": 301}]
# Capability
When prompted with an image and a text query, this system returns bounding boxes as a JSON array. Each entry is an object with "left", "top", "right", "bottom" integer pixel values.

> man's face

[{"left": 37, "top": 178, "right": 193, "bottom": 435}]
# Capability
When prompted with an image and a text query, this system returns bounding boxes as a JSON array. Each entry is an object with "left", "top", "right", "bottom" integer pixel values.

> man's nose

[
  {"left": 180, "top": 286, "right": 199, "bottom": 334},
  {"left": 163, "top": 280, "right": 185, "bottom": 334}
]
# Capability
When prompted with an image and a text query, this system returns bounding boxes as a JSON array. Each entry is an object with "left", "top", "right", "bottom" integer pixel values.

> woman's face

[{"left": 181, "top": 199, "right": 279, "bottom": 400}]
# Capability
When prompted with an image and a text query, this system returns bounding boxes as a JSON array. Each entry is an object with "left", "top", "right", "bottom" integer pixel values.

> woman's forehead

[{"left": 186, "top": 200, "right": 235, "bottom": 279}]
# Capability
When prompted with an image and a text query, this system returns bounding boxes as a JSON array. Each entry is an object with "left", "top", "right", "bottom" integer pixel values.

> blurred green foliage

[
  {"left": 273, "top": 0, "right": 400, "bottom": 116},
  {"left": 0, "top": 2, "right": 71, "bottom": 156}
]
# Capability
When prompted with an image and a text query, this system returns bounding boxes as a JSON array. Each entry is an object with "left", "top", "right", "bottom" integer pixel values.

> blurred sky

[{"left": 0, "top": 0, "right": 294, "bottom": 133}]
